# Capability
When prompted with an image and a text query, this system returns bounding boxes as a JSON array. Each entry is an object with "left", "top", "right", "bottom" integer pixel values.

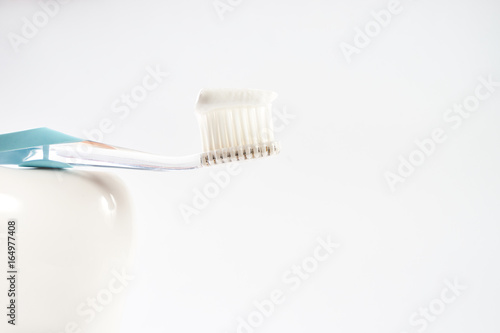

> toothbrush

[{"left": 0, "top": 89, "right": 280, "bottom": 171}]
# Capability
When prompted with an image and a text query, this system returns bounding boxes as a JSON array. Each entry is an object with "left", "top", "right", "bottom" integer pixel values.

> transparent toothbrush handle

[{"left": 50, "top": 141, "right": 203, "bottom": 171}]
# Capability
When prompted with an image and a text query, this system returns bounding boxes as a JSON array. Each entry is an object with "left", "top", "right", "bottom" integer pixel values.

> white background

[{"left": 1, "top": 0, "right": 500, "bottom": 332}]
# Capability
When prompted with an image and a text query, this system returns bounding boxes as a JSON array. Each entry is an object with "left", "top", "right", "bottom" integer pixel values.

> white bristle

[{"left": 196, "top": 89, "right": 280, "bottom": 166}]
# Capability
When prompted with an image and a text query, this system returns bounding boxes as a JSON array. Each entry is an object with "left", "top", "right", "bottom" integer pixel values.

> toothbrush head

[{"left": 196, "top": 88, "right": 280, "bottom": 166}]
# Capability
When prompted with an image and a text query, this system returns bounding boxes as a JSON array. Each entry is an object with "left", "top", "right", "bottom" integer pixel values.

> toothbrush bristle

[{"left": 196, "top": 89, "right": 280, "bottom": 166}]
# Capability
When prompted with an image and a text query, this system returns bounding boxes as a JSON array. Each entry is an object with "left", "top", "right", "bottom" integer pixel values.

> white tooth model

[{"left": 0, "top": 167, "right": 134, "bottom": 333}]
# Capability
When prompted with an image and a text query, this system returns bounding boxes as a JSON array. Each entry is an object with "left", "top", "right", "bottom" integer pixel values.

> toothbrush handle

[
  {"left": 51, "top": 142, "right": 203, "bottom": 171},
  {"left": 0, "top": 142, "right": 203, "bottom": 171}
]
